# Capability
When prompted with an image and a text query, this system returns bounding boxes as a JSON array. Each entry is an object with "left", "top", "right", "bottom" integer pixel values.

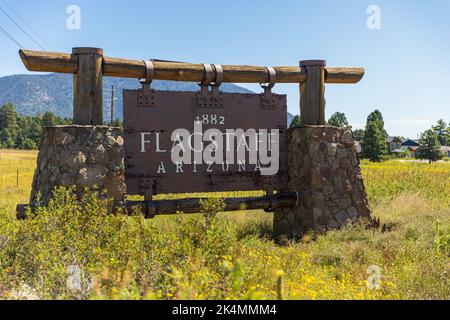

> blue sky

[{"left": 0, "top": 0, "right": 449, "bottom": 138}]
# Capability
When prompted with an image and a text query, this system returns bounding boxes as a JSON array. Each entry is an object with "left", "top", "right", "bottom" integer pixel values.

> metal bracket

[
  {"left": 211, "top": 64, "right": 224, "bottom": 108},
  {"left": 138, "top": 60, "right": 156, "bottom": 108},
  {"left": 197, "top": 86, "right": 212, "bottom": 108},
  {"left": 263, "top": 175, "right": 281, "bottom": 213},
  {"left": 263, "top": 195, "right": 278, "bottom": 213},
  {"left": 139, "top": 177, "right": 157, "bottom": 219},
  {"left": 262, "top": 175, "right": 278, "bottom": 196},
  {"left": 138, "top": 86, "right": 156, "bottom": 108},
  {"left": 197, "top": 64, "right": 224, "bottom": 108},
  {"left": 139, "top": 177, "right": 151, "bottom": 194},
  {"left": 261, "top": 91, "right": 277, "bottom": 110},
  {"left": 140, "top": 177, "right": 161, "bottom": 195},
  {"left": 260, "top": 67, "right": 277, "bottom": 110}
]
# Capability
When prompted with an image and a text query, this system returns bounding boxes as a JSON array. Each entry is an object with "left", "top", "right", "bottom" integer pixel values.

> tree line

[
  {"left": 0, "top": 102, "right": 124, "bottom": 150},
  {"left": 0, "top": 103, "right": 71, "bottom": 150},
  {"left": 290, "top": 110, "right": 449, "bottom": 163},
  {"left": 2, "top": 102, "right": 449, "bottom": 163}
]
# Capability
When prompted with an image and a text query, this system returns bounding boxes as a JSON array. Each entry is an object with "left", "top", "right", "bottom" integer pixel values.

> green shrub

[{"left": 0, "top": 189, "right": 241, "bottom": 300}]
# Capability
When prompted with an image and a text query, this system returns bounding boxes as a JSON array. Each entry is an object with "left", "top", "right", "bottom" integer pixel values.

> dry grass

[{"left": 0, "top": 150, "right": 36, "bottom": 210}]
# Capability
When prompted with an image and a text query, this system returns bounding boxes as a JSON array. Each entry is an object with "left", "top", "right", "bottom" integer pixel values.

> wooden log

[
  {"left": 19, "top": 50, "right": 78, "bottom": 74},
  {"left": 19, "top": 49, "right": 365, "bottom": 84},
  {"left": 326, "top": 67, "right": 366, "bottom": 84},
  {"left": 72, "top": 48, "right": 103, "bottom": 125},
  {"left": 300, "top": 60, "right": 326, "bottom": 126},
  {"left": 126, "top": 192, "right": 298, "bottom": 218},
  {"left": 17, "top": 192, "right": 299, "bottom": 220}
]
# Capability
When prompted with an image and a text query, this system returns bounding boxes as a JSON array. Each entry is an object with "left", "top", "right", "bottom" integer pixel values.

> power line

[
  {"left": 0, "top": 4, "right": 46, "bottom": 50},
  {"left": 110, "top": 85, "right": 115, "bottom": 125},
  {"left": 1, "top": 0, "right": 54, "bottom": 51},
  {"left": 0, "top": 24, "right": 24, "bottom": 48}
]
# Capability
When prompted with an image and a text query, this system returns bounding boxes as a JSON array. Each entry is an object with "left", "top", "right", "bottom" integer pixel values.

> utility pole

[{"left": 110, "top": 84, "right": 115, "bottom": 126}]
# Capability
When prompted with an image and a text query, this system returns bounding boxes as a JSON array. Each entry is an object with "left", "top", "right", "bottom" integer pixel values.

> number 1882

[{"left": 195, "top": 114, "right": 225, "bottom": 125}]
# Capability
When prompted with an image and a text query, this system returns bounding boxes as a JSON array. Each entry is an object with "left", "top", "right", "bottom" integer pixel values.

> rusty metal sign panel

[{"left": 124, "top": 87, "right": 288, "bottom": 196}]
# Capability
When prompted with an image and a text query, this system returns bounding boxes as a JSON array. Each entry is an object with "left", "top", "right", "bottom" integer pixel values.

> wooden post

[
  {"left": 300, "top": 60, "right": 326, "bottom": 125},
  {"left": 72, "top": 47, "right": 104, "bottom": 125}
]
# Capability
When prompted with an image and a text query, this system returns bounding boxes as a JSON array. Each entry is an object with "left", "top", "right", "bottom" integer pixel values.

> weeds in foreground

[
  {"left": 434, "top": 221, "right": 450, "bottom": 257},
  {"left": 1, "top": 186, "right": 448, "bottom": 300},
  {"left": 0, "top": 152, "right": 449, "bottom": 300}
]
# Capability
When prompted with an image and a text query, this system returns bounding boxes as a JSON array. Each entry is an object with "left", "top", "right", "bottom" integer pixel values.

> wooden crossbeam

[{"left": 19, "top": 49, "right": 364, "bottom": 84}]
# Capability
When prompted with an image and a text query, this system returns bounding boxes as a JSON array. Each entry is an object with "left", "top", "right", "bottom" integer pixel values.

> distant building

[
  {"left": 402, "top": 139, "right": 420, "bottom": 147},
  {"left": 391, "top": 146, "right": 420, "bottom": 158},
  {"left": 354, "top": 135, "right": 450, "bottom": 159},
  {"left": 354, "top": 137, "right": 405, "bottom": 155},
  {"left": 387, "top": 137, "right": 403, "bottom": 154}
]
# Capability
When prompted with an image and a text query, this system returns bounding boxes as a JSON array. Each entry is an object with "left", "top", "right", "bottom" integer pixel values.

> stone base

[
  {"left": 30, "top": 126, "right": 126, "bottom": 206},
  {"left": 274, "top": 126, "right": 371, "bottom": 239}
]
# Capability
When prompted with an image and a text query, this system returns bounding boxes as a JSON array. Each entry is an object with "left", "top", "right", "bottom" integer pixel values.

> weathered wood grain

[
  {"left": 19, "top": 49, "right": 364, "bottom": 84},
  {"left": 300, "top": 60, "right": 326, "bottom": 125},
  {"left": 72, "top": 48, "right": 103, "bottom": 125}
]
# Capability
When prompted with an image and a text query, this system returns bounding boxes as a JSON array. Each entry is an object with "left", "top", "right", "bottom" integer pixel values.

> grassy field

[
  {"left": 0, "top": 150, "right": 449, "bottom": 300},
  {"left": 0, "top": 150, "right": 37, "bottom": 210}
]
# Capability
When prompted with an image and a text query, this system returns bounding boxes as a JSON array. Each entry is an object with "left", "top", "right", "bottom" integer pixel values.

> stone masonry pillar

[
  {"left": 30, "top": 126, "right": 126, "bottom": 207},
  {"left": 274, "top": 126, "right": 371, "bottom": 239}
]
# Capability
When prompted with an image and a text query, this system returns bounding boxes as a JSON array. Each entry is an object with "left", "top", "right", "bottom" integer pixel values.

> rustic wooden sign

[{"left": 123, "top": 87, "right": 288, "bottom": 196}]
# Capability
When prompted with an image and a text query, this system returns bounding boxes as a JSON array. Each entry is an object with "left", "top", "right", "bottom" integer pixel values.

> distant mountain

[{"left": 0, "top": 73, "right": 294, "bottom": 125}]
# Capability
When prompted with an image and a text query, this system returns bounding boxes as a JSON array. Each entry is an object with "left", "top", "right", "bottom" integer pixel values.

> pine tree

[
  {"left": 432, "top": 119, "right": 449, "bottom": 146},
  {"left": 361, "top": 110, "right": 388, "bottom": 162},
  {"left": 28, "top": 118, "right": 43, "bottom": 144},
  {"left": 418, "top": 130, "right": 442, "bottom": 163},
  {"left": 112, "top": 119, "right": 123, "bottom": 128},
  {"left": 353, "top": 129, "right": 365, "bottom": 141},
  {"left": 289, "top": 115, "right": 301, "bottom": 129},
  {"left": 42, "top": 112, "right": 57, "bottom": 127},
  {"left": 0, "top": 103, "right": 19, "bottom": 144},
  {"left": 367, "top": 110, "right": 386, "bottom": 127},
  {"left": 22, "top": 138, "right": 37, "bottom": 150},
  {"left": 0, "top": 128, "right": 15, "bottom": 149},
  {"left": 328, "top": 112, "right": 350, "bottom": 128}
]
